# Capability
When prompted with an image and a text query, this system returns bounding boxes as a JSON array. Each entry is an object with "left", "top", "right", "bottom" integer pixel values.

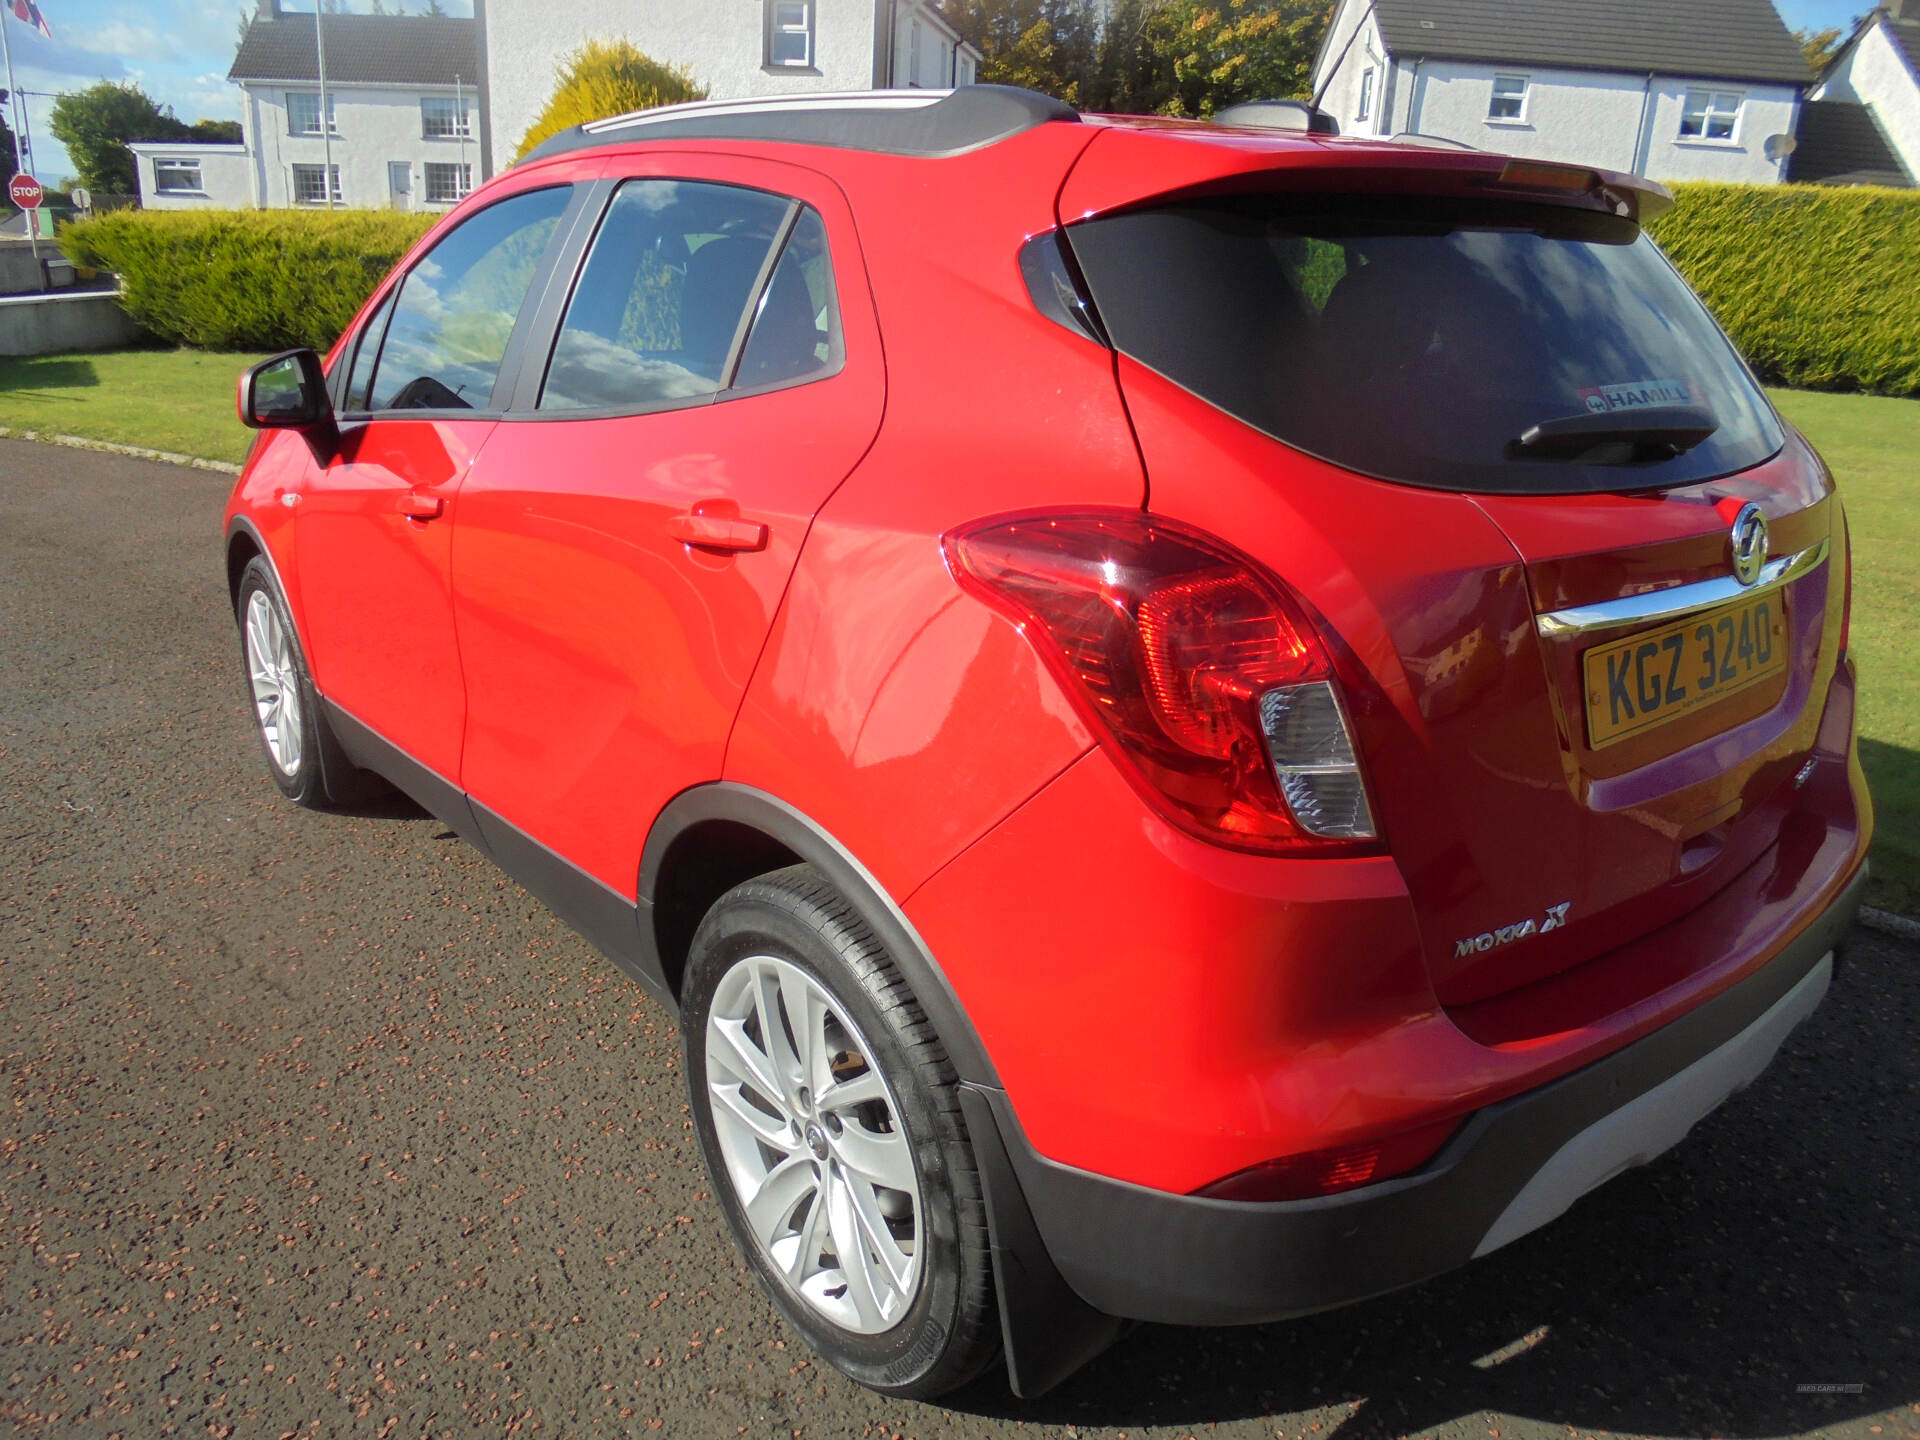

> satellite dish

[{"left": 1764, "top": 132, "right": 1797, "bottom": 161}]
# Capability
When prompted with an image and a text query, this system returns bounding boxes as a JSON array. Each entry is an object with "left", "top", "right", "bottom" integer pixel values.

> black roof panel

[
  {"left": 520, "top": 85, "right": 1079, "bottom": 166},
  {"left": 229, "top": 13, "right": 479, "bottom": 88}
]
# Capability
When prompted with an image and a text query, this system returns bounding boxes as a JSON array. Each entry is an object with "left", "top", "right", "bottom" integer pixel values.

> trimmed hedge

[
  {"left": 50, "top": 181, "right": 1920, "bottom": 396},
  {"left": 59, "top": 208, "right": 436, "bottom": 353},
  {"left": 1649, "top": 182, "right": 1920, "bottom": 397}
]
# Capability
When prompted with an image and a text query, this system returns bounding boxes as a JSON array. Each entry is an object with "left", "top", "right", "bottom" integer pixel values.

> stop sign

[{"left": 9, "top": 174, "right": 44, "bottom": 210}]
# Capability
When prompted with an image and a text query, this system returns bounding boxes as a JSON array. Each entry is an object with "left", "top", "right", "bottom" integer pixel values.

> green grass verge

[
  {"left": 0, "top": 350, "right": 1911, "bottom": 913},
  {"left": 0, "top": 347, "right": 259, "bottom": 466},
  {"left": 1770, "top": 388, "right": 1920, "bottom": 919}
]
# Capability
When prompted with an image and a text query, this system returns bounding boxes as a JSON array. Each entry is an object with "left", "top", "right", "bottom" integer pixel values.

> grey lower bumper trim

[{"left": 1473, "top": 952, "right": 1832, "bottom": 1257}]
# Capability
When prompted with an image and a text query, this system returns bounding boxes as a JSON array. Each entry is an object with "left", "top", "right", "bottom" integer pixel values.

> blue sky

[{"left": 0, "top": 0, "right": 1872, "bottom": 185}]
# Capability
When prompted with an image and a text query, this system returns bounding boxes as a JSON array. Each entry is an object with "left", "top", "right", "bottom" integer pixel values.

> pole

[
  {"left": 456, "top": 72, "right": 467, "bottom": 197},
  {"left": 0, "top": 10, "right": 41, "bottom": 277},
  {"left": 315, "top": 2, "right": 334, "bottom": 208}
]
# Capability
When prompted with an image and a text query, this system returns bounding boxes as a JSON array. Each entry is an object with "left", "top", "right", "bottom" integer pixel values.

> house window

[
  {"left": 425, "top": 162, "right": 472, "bottom": 205},
  {"left": 286, "top": 91, "right": 337, "bottom": 136},
  {"left": 1356, "top": 68, "right": 1374, "bottom": 122},
  {"left": 420, "top": 96, "right": 471, "bottom": 140},
  {"left": 1680, "top": 89, "right": 1742, "bottom": 141},
  {"left": 291, "top": 163, "right": 341, "bottom": 205},
  {"left": 153, "top": 159, "right": 203, "bottom": 195},
  {"left": 766, "top": 0, "right": 813, "bottom": 68},
  {"left": 1488, "top": 74, "right": 1529, "bottom": 121}
]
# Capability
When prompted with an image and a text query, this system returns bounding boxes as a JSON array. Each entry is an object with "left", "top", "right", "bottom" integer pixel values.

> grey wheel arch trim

[{"left": 640, "top": 781, "right": 1001, "bottom": 1089}]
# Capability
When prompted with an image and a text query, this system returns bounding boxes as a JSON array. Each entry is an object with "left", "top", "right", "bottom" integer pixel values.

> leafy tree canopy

[
  {"left": 49, "top": 81, "right": 198, "bottom": 195},
  {"left": 1, "top": 112, "right": 16, "bottom": 184},
  {"left": 514, "top": 39, "right": 706, "bottom": 162},
  {"left": 942, "top": 0, "right": 1332, "bottom": 118},
  {"left": 1796, "top": 25, "right": 1847, "bottom": 76}
]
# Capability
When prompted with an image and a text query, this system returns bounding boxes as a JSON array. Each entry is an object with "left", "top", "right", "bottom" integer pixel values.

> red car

[{"left": 227, "top": 86, "right": 1870, "bottom": 1399}]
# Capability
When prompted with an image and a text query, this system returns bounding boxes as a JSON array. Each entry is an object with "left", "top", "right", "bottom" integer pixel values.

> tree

[
  {"left": 1796, "top": 25, "right": 1847, "bottom": 77},
  {"left": 49, "top": 81, "right": 192, "bottom": 196},
  {"left": 514, "top": 39, "right": 706, "bottom": 161},
  {"left": 189, "top": 118, "right": 245, "bottom": 143},
  {"left": 940, "top": 0, "right": 1331, "bottom": 117},
  {"left": 1, "top": 111, "right": 15, "bottom": 184}
]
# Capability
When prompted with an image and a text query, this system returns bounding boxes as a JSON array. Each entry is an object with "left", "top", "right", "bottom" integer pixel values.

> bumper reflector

[{"left": 1195, "top": 1117, "right": 1460, "bottom": 1203}]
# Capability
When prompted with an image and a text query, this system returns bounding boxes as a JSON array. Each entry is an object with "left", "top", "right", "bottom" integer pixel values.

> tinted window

[
  {"left": 540, "top": 180, "right": 791, "bottom": 412},
  {"left": 736, "top": 208, "right": 842, "bottom": 391},
  {"left": 1067, "top": 194, "right": 1783, "bottom": 495},
  {"left": 369, "top": 185, "right": 572, "bottom": 412},
  {"left": 343, "top": 285, "right": 399, "bottom": 412}
]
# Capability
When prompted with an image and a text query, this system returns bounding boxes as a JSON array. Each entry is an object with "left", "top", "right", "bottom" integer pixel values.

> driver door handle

[{"left": 399, "top": 492, "right": 444, "bottom": 521}]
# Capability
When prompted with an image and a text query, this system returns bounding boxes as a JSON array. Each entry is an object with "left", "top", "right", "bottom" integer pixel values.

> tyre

[
  {"left": 682, "top": 865, "right": 999, "bottom": 1398},
  {"left": 235, "top": 556, "right": 383, "bottom": 809}
]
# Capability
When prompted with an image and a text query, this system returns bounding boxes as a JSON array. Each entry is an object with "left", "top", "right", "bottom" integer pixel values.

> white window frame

[
  {"left": 152, "top": 158, "right": 204, "bottom": 195},
  {"left": 420, "top": 95, "right": 471, "bottom": 140},
  {"left": 291, "top": 163, "right": 342, "bottom": 205},
  {"left": 1356, "top": 67, "right": 1375, "bottom": 122},
  {"left": 1678, "top": 89, "right": 1743, "bottom": 143},
  {"left": 424, "top": 161, "right": 473, "bottom": 205},
  {"left": 766, "top": 0, "right": 813, "bottom": 69},
  {"left": 286, "top": 90, "right": 338, "bottom": 137},
  {"left": 1487, "top": 73, "right": 1530, "bottom": 123}
]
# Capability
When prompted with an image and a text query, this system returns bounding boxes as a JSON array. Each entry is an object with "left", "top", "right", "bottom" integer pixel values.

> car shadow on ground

[{"left": 945, "top": 928, "right": 1919, "bottom": 1436}]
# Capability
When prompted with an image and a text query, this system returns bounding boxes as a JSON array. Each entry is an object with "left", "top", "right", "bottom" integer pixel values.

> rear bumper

[{"left": 978, "top": 858, "right": 1863, "bottom": 1329}]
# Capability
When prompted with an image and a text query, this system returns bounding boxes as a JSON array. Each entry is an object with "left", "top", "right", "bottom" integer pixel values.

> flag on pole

[{"left": 8, "top": 0, "right": 51, "bottom": 40}]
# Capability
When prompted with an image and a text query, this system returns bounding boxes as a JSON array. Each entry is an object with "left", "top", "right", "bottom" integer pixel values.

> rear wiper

[{"left": 1507, "top": 404, "right": 1718, "bottom": 462}]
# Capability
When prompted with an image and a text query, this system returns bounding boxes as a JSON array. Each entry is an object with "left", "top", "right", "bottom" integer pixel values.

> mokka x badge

[
  {"left": 1455, "top": 902, "right": 1571, "bottom": 959},
  {"left": 1729, "top": 502, "right": 1769, "bottom": 587}
]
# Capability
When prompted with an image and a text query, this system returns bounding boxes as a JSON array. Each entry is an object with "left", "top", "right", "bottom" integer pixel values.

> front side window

[
  {"left": 1066, "top": 192, "right": 1783, "bottom": 496},
  {"left": 287, "top": 91, "right": 336, "bottom": 135},
  {"left": 767, "top": 0, "right": 812, "bottom": 67},
  {"left": 1488, "top": 74, "right": 1528, "bottom": 121},
  {"left": 291, "top": 163, "right": 341, "bottom": 205},
  {"left": 367, "top": 185, "right": 572, "bottom": 412},
  {"left": 153, "top": 159, "right": 203, "bottom": 194},
  {"left": 425, "top": 162, "right": 473, "bottom": 205},
  {"left": 1356, "top": 68, "right": 1374, "bottom": 122},
  {"left": 421, "top": 95, "right": 471, "bottom": 139},
  {"left": 1680, "top": 89, "right": 1741, "bottom": 140},
  {"left": 541, "top": 180, "right": 843, "bottom": 412}
]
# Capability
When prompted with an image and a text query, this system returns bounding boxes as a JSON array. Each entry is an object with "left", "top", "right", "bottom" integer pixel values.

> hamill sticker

[
  {"left": 1578, "top": 378, "right": 1694, "bottom": 415},
  {"left": 1454, "top": 901, "right": 1572, "bottom": 959}
]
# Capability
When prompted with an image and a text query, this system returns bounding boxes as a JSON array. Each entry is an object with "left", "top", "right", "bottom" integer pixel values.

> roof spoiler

[
  {"left": 519, "top": 85, "right": 1080, "bottom": 166},
  {"left": 1214, "top": 100, "right": 1340, "bottom": 136}
]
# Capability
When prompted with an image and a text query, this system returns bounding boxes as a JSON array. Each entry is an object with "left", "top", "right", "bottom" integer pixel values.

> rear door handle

[
  {"left": 669, "top": 512, "right": 769, "bottom": 553},
  {"left": 399, "top": 492, "right": 444, "bottom": 521}
]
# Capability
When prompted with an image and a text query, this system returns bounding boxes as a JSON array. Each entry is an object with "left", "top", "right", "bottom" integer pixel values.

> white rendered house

[
  {"left": 129, "top": 2, "right": 482, "bottom": 211},
  {"left": 1312, "top": 0, "right": 1811, "bottom": 184},
  {"left": 474, "top": 0, "right": 981, "bottom": 178},
  {"left": 1799, "top": 0, "right": 1920, "bottom": 185}
]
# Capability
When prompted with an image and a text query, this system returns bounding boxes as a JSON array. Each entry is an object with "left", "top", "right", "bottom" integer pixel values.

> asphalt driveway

[{"left": 1, "top": 438, "right": 1915, "bottom": 1438}]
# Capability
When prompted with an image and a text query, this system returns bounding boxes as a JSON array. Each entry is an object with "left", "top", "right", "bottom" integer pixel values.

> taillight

[
  {"left": 943, "top": 510, "right": 1378, "bottom": 855},
  {"left": 1194, "top": 1117, "right": 1460, "bottom": 1202},
  {"left": 1838, "top": 519, "right": 1853, "bottom": 662}
]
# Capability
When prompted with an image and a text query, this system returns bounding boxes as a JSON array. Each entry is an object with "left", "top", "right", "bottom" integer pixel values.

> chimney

[
  {"left": 1889, "top": 0, "right": 1917, "bottom": 20},
  {"left": 255, "top": 0, "right": 280, "bottom": 18}
]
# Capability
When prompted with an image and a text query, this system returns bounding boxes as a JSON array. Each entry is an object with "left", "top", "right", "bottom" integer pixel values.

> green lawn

[
  {"left": 0, "top": 347, "right": 260, "bottom": 465},
  {"left": 1770, "top": 389, "right": 1920, "bottom": 919},
  {"left": 0, "top": 349, "right": 1912, "bottom": 912}
]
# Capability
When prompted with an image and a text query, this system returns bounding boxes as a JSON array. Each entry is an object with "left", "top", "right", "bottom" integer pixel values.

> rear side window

[
  {"left": 1066, "top": 193, "right": 1783, "bottom": 495},
  {"left": 368, "top": 184, "right": 572, "bottom": 412},
  {"left": 540, "top": 179, "right": 838, "bottom": 413}
]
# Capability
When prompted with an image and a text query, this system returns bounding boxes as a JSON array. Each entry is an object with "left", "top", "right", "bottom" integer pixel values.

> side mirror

[{"left": 239, "top": 349, "right": 333, "bottom": 431}]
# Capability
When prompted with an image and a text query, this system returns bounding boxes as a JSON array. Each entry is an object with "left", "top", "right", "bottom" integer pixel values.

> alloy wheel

[
  {"left": 244, "top": 589, "right": 303, "bottom": 776},
  {"left": 703, "top": 955, "right": 924, "bottom": 1335}
]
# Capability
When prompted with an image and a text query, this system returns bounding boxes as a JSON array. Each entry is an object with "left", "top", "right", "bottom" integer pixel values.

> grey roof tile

[
  {"left": 1790, "top": 97, "right": 1914, "bottom": 185},
  {"left": 1372, "top": 0, "right": 1811, "bottom": 86},
  {"left": 229, "top": 13, "right": 480, "bottom": 88}
]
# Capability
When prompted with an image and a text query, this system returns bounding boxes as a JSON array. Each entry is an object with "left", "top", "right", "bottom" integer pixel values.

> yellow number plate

[{"left": 1583, "top": 594, "right": 1787, "bottom": 750}]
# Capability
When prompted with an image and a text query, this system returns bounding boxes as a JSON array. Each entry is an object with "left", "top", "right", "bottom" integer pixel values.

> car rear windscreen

[{"left": 1064, "top": 193, "right": 1783, "bottom": 495}]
